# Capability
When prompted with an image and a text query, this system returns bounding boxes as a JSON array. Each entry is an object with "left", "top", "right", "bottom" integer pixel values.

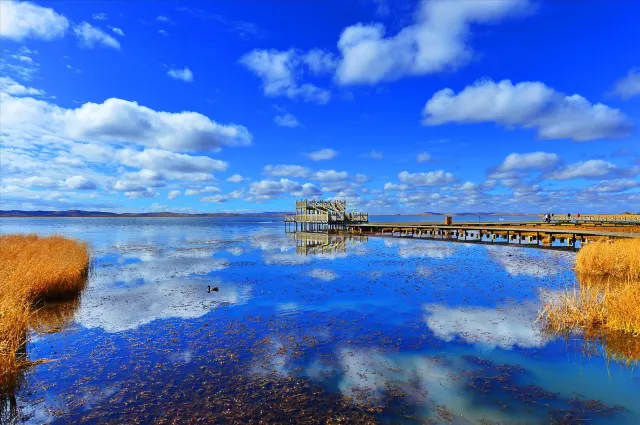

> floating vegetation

[
  {"left": 463, "top": 356, "right": 625, "bottom": 423},
  {"left": 0, "top": 234, "right": 89, "bottom": 412}
]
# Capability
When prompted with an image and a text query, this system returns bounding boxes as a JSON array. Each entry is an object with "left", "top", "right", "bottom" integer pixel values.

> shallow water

[{"left": 1, "top": 218, "right": 638, "bottom": 424}]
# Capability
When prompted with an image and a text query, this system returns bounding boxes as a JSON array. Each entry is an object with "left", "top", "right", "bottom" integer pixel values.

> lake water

[
  {"left": 372, "top": 215, "right": 539, "bottom": 223},
  {"left": 1, "top": 218, "right": 638, "bottom": 424}
]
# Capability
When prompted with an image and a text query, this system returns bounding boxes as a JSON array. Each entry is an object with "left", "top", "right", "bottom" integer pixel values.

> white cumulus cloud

[
  {"left": 423, "top": 79, "right": 632, "bottom": 141},
  {"left": 65, "top": 175, "right": 97, "bottom": 190},
  {"left": 73, "top": 22, "right": 121, "bottom": 49},
  {"left": 62, "top": 98, "right": 251, "bottom": 151},
  {"left": 239, "top": 49, "right": 331, "bottom": 104},
  {"left": 167, "top": 67, "right": 193, "bottom": 82},
  {"left": 0, "top": 76, "right": 44, "bottom": 96},
  {"left": 306, "top": 148, "right": 338, "bottom": 161},
  {"left": 312, "top": 170, "right": 348, "bottom": 182},
  {"left": 200, "top": 195, "right": 227, "bottom": 203},
  {"left": 384, "top": 183, "right": 409, "bottom": 191},
  {"left": 226, "top": 174, "right": 244, "bottom": 183},
  {"left": 263, "top": 164, "right": 310, "bottom": 178},
  {"left": 612, "top": 69, "right": 640, "bottom": 99},
  {"left": 497, "top": 152, "right": 560, "bottom": 171},
  {"left": 0, "top": 0, "right": 69, "bottom": 41},
  {"left": 249, "top": 178, "right": 321, "bottom": 200},
  {"left": 398, "top": 170, "right": 455, "bottom": 186},
  {"left": 117, "top": 149, "right": 228, "bottom": 174},
  {"left": 185, "top": 186, "right": 221, "bottom": 196},
  {"left": 335, "top": 0, "right": 531, "bottom": 85},
  {"left": 273, "top": 113, "right": 300, "bottom": 127},
  {"left": 546, "top": 160, "right": 617, "bottom": 180}
]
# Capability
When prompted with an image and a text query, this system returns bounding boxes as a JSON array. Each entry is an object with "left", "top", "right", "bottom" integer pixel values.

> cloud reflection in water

[{"left": 424, "top": 302, "right": 545, "bottom": 350}]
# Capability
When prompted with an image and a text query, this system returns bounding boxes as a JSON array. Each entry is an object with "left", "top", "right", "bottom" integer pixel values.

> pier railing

[
  {"left": 551, "top": 214, "right": 640, "bottom": 224},
  {"left": 347, "top": 212, "right": 368, "bottom": 222},
  {"left": 285, "top": 199, "right": 369, "bottom": 233},
  {"left": 292, "top": 213, "right": 330, "bottom": 223}
]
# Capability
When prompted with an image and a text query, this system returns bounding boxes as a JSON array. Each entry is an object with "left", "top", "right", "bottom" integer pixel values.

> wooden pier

[
  {"left": 548, "top": 214, "right": 640, "bottom": 226},
  {"left": 346, "top": 222, "right": 639, "bottom": 250},
  {"left": 284, "top": 201, "right": 639, "bottom": 250}
]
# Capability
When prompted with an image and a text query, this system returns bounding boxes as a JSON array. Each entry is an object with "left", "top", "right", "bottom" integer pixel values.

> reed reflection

[{"left": 1, "top": 294, "right": 85, "bottom": 423}]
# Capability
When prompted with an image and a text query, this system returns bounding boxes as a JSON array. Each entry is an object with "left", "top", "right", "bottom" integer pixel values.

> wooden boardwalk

[
  {"left": 345, "top": 222, "right": 639, "bottom": 250},
  {"left": 284, "top": 200, "right": 639, "bottom": 250}
]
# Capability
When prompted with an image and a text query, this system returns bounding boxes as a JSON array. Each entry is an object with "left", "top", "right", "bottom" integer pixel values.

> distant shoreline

[
  {"left": 3, "top": 211, "right": 633, "bottom": 218},
  {"left": 1, "top": 210, "right": 542, "bottom": 218},
  {"left": 0, "top": 211, "right": 289, "bottom": 218}
]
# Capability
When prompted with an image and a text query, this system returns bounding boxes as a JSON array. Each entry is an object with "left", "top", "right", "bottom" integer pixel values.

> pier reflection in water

[
  {"left": 0, "top": 217, "right": 638, "bottom": 424},
  {"left": 292, "top": 232, "right": 369, "bottom": 256}
]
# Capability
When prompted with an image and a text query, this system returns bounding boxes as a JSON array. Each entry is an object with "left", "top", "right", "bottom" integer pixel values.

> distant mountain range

[{"left": 0, "top": 210, "right": 289, "bottom": 218}]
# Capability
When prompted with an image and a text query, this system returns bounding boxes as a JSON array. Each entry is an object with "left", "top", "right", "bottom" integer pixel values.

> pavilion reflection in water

[{"left": 291, "top": 232, "right": 369, "bottom": 256}]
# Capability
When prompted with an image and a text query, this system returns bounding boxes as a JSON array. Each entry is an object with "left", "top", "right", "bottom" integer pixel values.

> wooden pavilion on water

[{"left": 285, "top": 200, "right": 368, "bottom": 233}]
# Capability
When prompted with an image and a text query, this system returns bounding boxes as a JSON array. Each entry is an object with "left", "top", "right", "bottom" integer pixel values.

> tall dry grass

[
  {"left": 540, "top": 282, "right": 640, "bottom": 335},
  {"left": 576, "top": 239, "right": 640, "bottom": 281},
  {"left": 539, "top": 238, "right": 640, "bottom": 360},
  {"left": 0, "top": 234, "right": 89, "bottom": 400}
]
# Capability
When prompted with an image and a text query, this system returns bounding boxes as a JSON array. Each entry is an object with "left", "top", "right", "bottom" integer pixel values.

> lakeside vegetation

[
  {"left": 540, "top": 239, "right": 640, "bottom": 362},
  {"left": 0, "top": 235, "right": 89, "bottom": 400}
]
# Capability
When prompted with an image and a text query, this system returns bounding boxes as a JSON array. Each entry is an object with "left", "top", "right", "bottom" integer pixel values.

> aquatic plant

[
  {"left": 540, "top": 282, "right": 640, "bottom": 335},
  {"left": 539, "top": 238, "right": 640, "bottom": 363},
  {"left": 0, "top": 234, "right": 89, "bottom": 402},
  {"left": 576, "top": 238, "right": 640, "bottom": 280},
  {"left": 0, "top": 297, "right": 30, "bottom": 398}
]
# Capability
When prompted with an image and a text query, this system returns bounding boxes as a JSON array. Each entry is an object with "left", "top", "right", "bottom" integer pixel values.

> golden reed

[
  {"left": 0, "top": 234, "right": 89, "bottom": 397},
  {"left": 539, "top": 238, "right": 640, "bottom": 363}
]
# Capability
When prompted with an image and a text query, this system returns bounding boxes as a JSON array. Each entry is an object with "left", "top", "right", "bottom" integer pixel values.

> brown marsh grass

[
  {"left": 0, "top": 234, "right": 89, "bottom": 401},
  {"left": 539, "top": 238, "right": 640, "bottom": 363},
  {"left": 540, "top": 281, "right": 640, "bottom": 335},
  {"left": 576, "top": 238, "right": 640, "bottom": 280}
]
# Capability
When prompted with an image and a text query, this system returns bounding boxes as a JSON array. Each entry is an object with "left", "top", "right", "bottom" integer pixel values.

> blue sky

[{"left": 1, "top": 0, "right": 639, "bottom": 214}]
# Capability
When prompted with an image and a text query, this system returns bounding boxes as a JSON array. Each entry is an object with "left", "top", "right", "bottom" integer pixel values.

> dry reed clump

[
  {"left": 539, "top": 238, "right": 640, "bottom": 345},
  {"left": 576, "top": 238, "right": 640, "bottom": 280},
  {"left": 0, "top": 298, "right": 30, "bottom": 394},
  {"left": 0, "top": 234, "right": 89, "bottom": 398},
  {"left": 540, "top": 282, "right": 640, "bottom": 335},
  {"left": 0, "top": 234, "right": 90, "bottom": 301}
]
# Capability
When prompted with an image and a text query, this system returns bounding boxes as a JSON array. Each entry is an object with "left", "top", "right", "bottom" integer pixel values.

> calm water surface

[{"left": 1, "top": 218, "right": 638, "bottom": 424}]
